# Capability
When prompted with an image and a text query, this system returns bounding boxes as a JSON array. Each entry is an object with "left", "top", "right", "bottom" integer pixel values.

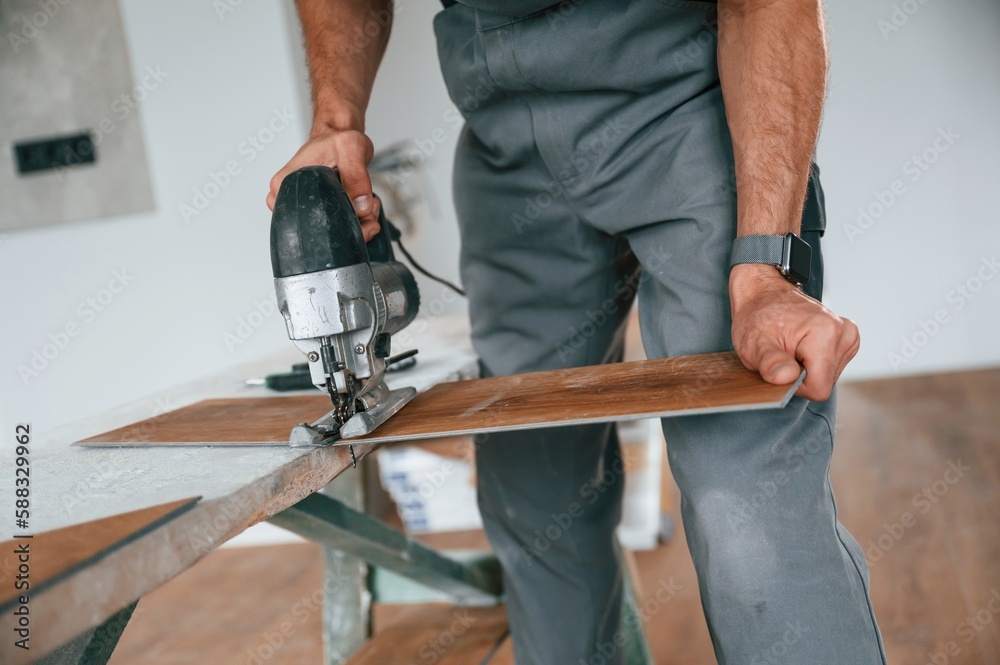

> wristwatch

[{"left": 730, "top": 233, "right": 812, "bottom": 287}]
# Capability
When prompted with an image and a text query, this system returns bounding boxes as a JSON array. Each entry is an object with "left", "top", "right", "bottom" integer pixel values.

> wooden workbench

[{"left": 0, "top": 316, "right": 478, "bottom": 663}]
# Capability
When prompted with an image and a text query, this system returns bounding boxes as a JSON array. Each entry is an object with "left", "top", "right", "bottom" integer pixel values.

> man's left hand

[{"left": 730, "top": 263, "right": 860, "bottom": 402}]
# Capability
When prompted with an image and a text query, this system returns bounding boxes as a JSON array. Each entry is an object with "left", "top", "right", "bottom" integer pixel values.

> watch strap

[{"left": 730, "top": 235, "right": 784, "bottom": 268}]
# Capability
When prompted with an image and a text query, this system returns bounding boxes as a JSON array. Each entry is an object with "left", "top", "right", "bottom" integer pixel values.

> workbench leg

[
  {"left": 270, "top": 460, "right": 503, "bottom": 660},
  {"left": 269, "top": 491, "right": 501, "bottom": 603},
  {"left": 319, "top": 464, "right": 370, "bottom": 665},
  {"left": 37, "top": 600, "right": 137, "bottom": 665}
]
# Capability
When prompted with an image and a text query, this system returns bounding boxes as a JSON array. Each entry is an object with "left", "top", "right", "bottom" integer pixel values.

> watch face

[{"left": 783, "top": 234, "right": 812, "bottom": 285}]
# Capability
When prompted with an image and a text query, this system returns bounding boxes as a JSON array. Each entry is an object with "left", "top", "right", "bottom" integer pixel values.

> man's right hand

[
  {"left": 276, "top": 0, "right": 392, "bottom": 239},
  {"left": 267, "top": 126, "right": 382, "bottom": 242}
]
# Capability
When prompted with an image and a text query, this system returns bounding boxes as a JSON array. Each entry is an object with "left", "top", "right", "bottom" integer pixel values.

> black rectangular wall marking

[{"left": 14, "top": 132, "right": 96, "bottom": 175}]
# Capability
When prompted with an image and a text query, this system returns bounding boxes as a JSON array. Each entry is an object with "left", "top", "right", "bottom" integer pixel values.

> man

[{"left": 268, "top": 0, "right": 886, "bottom": 662}]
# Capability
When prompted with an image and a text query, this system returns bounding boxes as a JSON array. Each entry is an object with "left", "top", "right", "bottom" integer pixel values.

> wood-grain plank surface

[
  {"left": 76, "top": 352, "right": 800, "bottom": 447},
  {"left": 0, "top": 497, "right": 199, "bottom": 610}
]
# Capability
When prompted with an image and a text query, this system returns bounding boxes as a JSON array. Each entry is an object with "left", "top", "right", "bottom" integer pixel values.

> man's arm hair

[
  {"left": 716, "top": 0, "right": 828, "bottom": 237},
  {"left": 268, "top": 0, "right": 393, "bottom": 230},
  {"left": 296, "top": 0, "right": 394, "bottom": 133},
  {"left": 719, "top": 1, "right": 859, "bottom": 403}
]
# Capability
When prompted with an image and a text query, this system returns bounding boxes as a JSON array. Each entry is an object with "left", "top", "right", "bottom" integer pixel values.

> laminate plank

[
  {"left": 75, "top": 396, "right": 333, "bottom": 446},
  {"left": 0, "top": 498, "right": 199, "bottom": 611},
  {"left": 76, "top": 352, "right": 801, "bottom": 447}
]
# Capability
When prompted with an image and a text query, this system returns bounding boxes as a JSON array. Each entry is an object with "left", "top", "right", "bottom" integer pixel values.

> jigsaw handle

[
  {"left": 270, "top": 166, "right": 369, "bottom": 278},
  {"left": 269, "top": 165, "right": 419, "bottom": 333}
]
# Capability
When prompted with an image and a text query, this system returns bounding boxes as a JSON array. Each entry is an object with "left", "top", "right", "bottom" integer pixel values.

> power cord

[{"left": 383, "top": 219, "right": 467, "bottom": 297}]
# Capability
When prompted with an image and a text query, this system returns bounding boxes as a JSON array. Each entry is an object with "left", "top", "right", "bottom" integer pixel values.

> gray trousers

[{"left": 433, "top": 1, "right": 886, "bottom": 663}]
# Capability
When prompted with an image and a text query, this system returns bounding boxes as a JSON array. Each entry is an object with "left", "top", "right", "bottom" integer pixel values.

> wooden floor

[{"left": 109, "top": 368, "right": 1000, "bottom": 664}]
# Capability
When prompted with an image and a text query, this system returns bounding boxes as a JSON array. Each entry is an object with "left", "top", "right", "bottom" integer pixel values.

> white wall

[
  {"left": 819, "top": 0, "right": 1000, "bottom": 379},
  {"left": 365, "top": 1, "right": 465, "bottom": 282},
  {"left": 2, "top": 0, "right": 998, "bottom": 440},
  {"left": 1, "top": 1, "right": 309, "bottom": 434},
  {"left": 0, "top": 0, "right": 463, "bottom": 437}
]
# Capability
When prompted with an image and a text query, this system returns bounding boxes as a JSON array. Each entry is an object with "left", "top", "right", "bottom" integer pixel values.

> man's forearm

[
  {"left": 296, "top": 0, "right": 393, "bottom": 134},
  {"left": 717, "top": 0, "right": 828, "bottom": 237}
]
